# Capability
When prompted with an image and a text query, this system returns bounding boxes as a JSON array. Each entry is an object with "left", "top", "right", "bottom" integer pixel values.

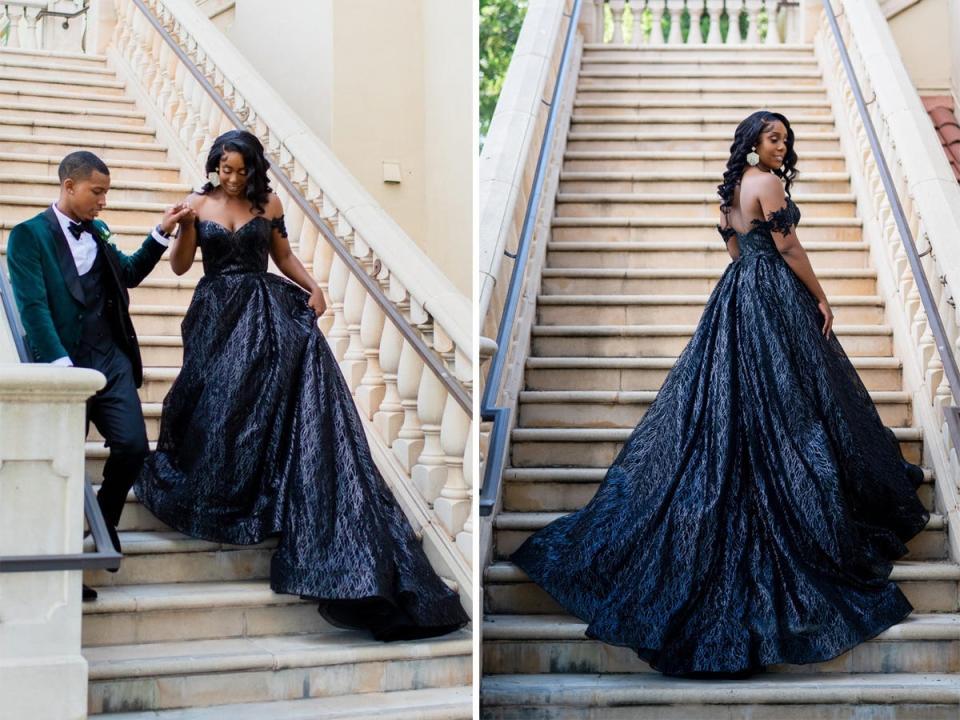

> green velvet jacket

[{"left": 5, "top": 207, "right": 167, "bottom": 386}]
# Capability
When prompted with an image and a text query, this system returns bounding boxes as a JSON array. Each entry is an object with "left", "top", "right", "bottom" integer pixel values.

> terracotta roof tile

[{"left": 923, "top": 95, "right": 960, "bottom": 185}]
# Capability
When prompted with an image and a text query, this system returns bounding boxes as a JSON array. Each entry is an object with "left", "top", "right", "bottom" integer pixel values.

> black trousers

[{"left": 75, "top": 342, "right": 148, "bottom": 545}]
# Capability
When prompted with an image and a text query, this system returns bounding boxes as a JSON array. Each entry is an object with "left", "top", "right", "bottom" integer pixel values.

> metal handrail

[
  {"left": 0, "top": 264, "right": 121, "bottom": 573},
  {"left": 821, "top": 0, "right": 960, "bottom": 433},
  {"left": 480, "top": 0, "right": 582, "bottom": 516},
  {"left": 130, "top": 0, "right": 471, "bottom": 415}
]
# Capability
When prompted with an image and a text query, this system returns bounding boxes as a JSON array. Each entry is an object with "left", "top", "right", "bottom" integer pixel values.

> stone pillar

[{"left": 0, "top": 364, "right": 106, "bottom": 720}]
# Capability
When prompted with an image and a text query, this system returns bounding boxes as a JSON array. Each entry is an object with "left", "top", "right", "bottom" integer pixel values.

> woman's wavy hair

[
  {"left": 717, "top": 110, "right": 798, "bottom": 215},
  {"left": 200, "top": 129, "right": 272, "bottom": 214}
]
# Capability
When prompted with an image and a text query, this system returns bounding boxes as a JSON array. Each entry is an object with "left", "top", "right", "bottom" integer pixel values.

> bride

[
  {"left": 135, "top": 129, "right": 468, "bottom": 641},
  {"left": 510, "top": 110, "right": 929, "bottom": 676}
]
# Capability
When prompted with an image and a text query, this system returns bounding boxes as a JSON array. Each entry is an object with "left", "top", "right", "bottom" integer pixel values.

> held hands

[
  {"left": 308, "top": 287, "right": 327, "bottom": 317},
  {"left": 817, "top": 298, "right": 834, "bottom": 337},
  {"left": 160, "top": 202, "right": 197, "bottom": 235}
]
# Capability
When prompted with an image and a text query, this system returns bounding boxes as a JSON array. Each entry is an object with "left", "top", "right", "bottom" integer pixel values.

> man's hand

[{"left": 160, "top": 203, "right": 196, "bottom": 235}]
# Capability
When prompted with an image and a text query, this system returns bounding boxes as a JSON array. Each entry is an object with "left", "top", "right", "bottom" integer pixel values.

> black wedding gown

[
  {"left": 134, "top": 215, "right": 468, "bottom": 641},
  {"left": 510, "top": 197, "right": 929, "bottom": 676}
]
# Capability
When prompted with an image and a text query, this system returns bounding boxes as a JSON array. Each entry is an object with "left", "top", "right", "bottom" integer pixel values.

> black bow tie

[{"left": 68, "top": 220, "right": 94, "bottom": 240}]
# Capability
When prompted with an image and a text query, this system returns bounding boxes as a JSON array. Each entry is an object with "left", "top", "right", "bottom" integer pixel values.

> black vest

[{"left": 77, "top": 248, "right": 117, "bottom": 355}]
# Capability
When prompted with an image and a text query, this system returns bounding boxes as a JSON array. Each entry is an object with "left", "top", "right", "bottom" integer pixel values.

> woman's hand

[
  {"left": 160, "top": 203, "right": 195, "bottom": 235},
  {"left": 307, "top": 287, "right": 327, "bottom": 317},
  {"left": 817, "top": 297, "right": 834, "bottom": 337}
]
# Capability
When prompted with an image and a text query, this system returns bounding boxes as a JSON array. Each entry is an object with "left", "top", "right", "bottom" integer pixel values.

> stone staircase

[
  {"left": 480, "top": 44, "right": 960, "bottom": 718},
  {"left": 0, "top": 46, "right": 472, "bottom": 719}
]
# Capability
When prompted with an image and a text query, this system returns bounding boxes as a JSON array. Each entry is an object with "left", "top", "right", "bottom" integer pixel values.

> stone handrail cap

[{"left": 0, "top": 364, "right": 106, "bottom": 399}]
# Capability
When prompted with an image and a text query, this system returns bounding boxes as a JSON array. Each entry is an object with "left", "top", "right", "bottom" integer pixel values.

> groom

[{"left": 5, "top": 151, "right": 190, "bottom": 600}]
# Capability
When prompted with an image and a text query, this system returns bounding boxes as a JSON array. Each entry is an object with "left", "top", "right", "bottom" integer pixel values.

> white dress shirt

[{"left": 50, "top": 203, "right": 170, "bottom": 366}]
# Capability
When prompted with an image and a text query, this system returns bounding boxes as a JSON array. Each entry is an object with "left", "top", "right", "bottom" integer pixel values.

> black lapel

[{"left": 43, "top": 206, "right": 84, "bottom": 305}]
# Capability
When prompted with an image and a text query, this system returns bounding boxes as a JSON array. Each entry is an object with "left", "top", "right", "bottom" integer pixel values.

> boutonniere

[{"left": 91, "top": 223, "right": 111, "bottom": 242}]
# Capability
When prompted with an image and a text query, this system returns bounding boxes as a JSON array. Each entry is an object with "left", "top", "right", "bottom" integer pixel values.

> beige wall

[
  {"left": 951, "top": 0, "right": 960, "bottom": 104},
  {"left": 218, "top": 0, "right": 471, "bottom": 297},
  {"left": 888, "top": 0, "right": 952, "bottom": 93}
]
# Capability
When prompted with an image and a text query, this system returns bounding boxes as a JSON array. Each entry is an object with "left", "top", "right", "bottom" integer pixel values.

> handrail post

[{"left": 0, "top": 364, "right": 106, "bottom": 720}]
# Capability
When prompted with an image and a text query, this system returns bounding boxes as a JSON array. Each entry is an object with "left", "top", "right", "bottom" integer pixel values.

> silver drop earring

[{"left": 746, "top": 146, "right": 760, "bottom": 166}]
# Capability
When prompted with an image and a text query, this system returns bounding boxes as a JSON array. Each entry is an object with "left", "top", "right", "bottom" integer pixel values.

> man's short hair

[{"left": 58, "top": 151, "right": 110, "bottom": 183}]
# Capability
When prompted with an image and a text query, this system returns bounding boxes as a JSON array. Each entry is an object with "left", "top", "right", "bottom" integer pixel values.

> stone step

[
  {"left": 579, "top": 55, "right": 820, "bottom": 70},
  {"left": 0, "top": 55, "right": 120, "bottom": 82},
  {"left": 545, "top": 240, "right": 870, "bottom": 269},
  {"left": 138, "top": 335, "right": 183, "bottom": 366},
  {"left": 493, "top": 513, "right": 946, "bottom": 562},
  {"left": 482, "top": 613, "right": 960, "bottom": 675},
  {"left": 577, "top": 68, "right": 823, "bottom": 84},
  {"left": 0, "top": 46, "right": 109, "bottom": 66},
  {"left": 539, "top": 267, "right": 876, "bottom": 295},
  {"left": 500, "top": 465, "right": 938, "bottom": 513},
  {"left": 509, "top": 426, "right": 922, "bottom": 467},
  {"left": 575, "top": 89, "right": 830, "bottom": 106},
  {"left": 140, "top": 366, "right": 181, "bottom": 403},
  {"left": 0, "top": 132, "right": 167, "bottom": 161},
  {"left": 126, "top": 303, "right": 189, "bottom": 335},
  {"left": 580, "top": 43, "right": 816, "bottom": 58},
  {"left": 572, "top": 98, "right": 834, "bottom": 119},
  {"left": 0, "top": 115, "right": 158, "bottom": 143},
  {"left": 84, "top": 631, "right": 473, "bottom": 715},
  {"left": 553, "top": 192, "right": 854, "bottom": 218},
  {"left": 0, "top": 85, "right": 138, "bottom": 111},
  {"left": 484, "top": 561, "right": 960, "bottom": 614},
  {"left": 479, "top": 673, "right": 960, "bottom": 719},
  {"left": 550, "top": 216, "right": 861, "bottom": 242},
  {"left": 536, "top": 293, "right": 885, "bottom": 325},
  {"left": 0, "top": 99, "right": 147, "bottom": 125},
  {"left": 558, "top": 169, "right": 849, "bottom": 193},
  {"left": 1, "top": 194, "right": 172, "bottom": 225},
  {"left": 0, "top": 72, "right": 126, "bottom": 97},
  {"left": 0, "top": 153, "right": 184, "bottom": 182},
  {"left": 523, "top": 354, "right": 903, "bottom": 392},
  {"left": 563, "top": 149, "right": 847, "bottom": 173},
  {"left": 0, "top": 174, "right": 190, "bottom": 203},
  {"left": 564, "top": 131, "right": 840, "bottom": 154},
  {"left": 82, "top": 581, "right": 330, "bottom": 647},
  {"left": 82, "top": 530, "right": 276, "bottom": 587},
  {"left": 516, "top": 388, "right": 912, "bottom": 428},
  {"left": 92, "top": 686, "right": 472, "bottom": 719},
  {"left": 129, "top": 277, "right": 198, "bottom": 305}
]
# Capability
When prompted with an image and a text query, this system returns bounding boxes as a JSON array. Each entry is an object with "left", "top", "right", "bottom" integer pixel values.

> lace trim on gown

[
  {"left": 715, "top": 197, "right": 800, "bottom": 242},
  {"left": 270, "top": 215, "right": 288, "bottom": 238}
]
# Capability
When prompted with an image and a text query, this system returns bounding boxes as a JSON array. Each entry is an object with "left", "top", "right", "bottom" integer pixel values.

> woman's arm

[
  {"left": 169, "top": 193, "right": 200, "bottom": 276},
  {"left": 756, "top": 176, "right": 834, "bottom": 336},
  {"left": 265, "top": 194, "right": 327, "bottom": 316}
]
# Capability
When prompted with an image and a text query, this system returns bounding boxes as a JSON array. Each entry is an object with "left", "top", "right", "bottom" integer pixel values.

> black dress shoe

[{"left": 82, "top": 584, "right": 98, "bottom": 601}]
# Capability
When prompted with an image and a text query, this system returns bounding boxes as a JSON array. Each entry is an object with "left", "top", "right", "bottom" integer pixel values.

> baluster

[
  {"left": 7, "top": 4, "right": 24, "bottom": 47},
  {"left": 705, "top": 0, "right": 723, "bottom": 44},
  {"left": 393, "top": 341, "right": 426, "bottom": 471},
  {"left": 435, "top": 399, "right": 471, "bottom": 538},
  {"left": 412, "top": 373, "right": 449, "bottom": 503},
  {"left": 339, "top": 273, "right": 368, "bottom": 389},
  {"left": 726, "top": 0, "right": 743, "bottom": 45},
  {"left": 649, "top": 0, "right": 666, "bottom": 45},
  {"left": 610, "top": 0, "right": 626, "bottom": 44},
  {"left": 763, "top": 0, "right": 781, "bottom": 45},
  {"left": 356, "top": 296, "right": 387, "bottom": 417},
  {"left": 23, "top": 6, "right": 40, "bottom": 49},
  {"left": 374, "top": 321, "right": 405, "bottom": 445},
  {"left": 456, "top": 418, "right": 475, "bottom": 562},
  {"left": 745, "top": 0, "right": 762, "bottom": 43},
  {"left": 326, "top": 255, "right": 350, "bottom": 359},
  {"left": 667, "top": 0, "right": 683, "bottom": 44},
  {"left": 688, "top": 0, "right": 704, "bottom": 45},
  {"left": 632, "top": 0, "right": 646, "bottom": 46}
]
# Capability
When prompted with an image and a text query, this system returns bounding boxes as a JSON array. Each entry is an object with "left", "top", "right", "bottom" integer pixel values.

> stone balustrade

[
  {"left": 108, "top": 0, "right": 473, "bottom": 606},
  {"left": 1, "top": 0, "right": 86, "bottom": 52},
  {"left": 816, "top": 0, "right": 960, "bottom": 561},
  {"left": 592, "top": 0, "right": 802, "bottom": 45}
]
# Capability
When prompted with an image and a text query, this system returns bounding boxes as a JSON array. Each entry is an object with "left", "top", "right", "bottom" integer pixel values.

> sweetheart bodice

[
  {"left": 716, "top": 197, "right": 802, "bottom": 257},
  {"left": 195, "top": 214, "right": 287, "bottom": 276}
]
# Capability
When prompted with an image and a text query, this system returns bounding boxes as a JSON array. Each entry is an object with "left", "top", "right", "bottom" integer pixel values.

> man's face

[{"left": 65, "top": 170, "right": 110, "bottom": 221}]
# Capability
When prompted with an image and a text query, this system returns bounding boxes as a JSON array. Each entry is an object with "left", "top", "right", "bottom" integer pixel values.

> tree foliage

[{"left": 479, "top": 0, "right": 528, "bottom": 145}]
